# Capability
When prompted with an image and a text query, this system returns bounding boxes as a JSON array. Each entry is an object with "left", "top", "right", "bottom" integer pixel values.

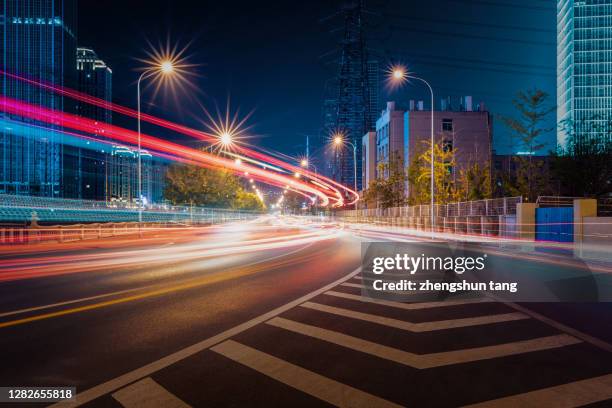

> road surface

[{"left": 1, "top": 216, "right": 612, "bottom": 407}]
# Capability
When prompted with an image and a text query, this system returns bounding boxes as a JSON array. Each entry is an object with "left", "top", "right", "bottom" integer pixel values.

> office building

[
  {"left": 366, "top": 97, "right": 492, "bottom": 204},
  {"left": 333, "top": 57, "right": 380, "bottom": 192},
  {"left": 375, "top": 102, "right": 405, "bottom": 180},
  {"left": 109, "top": 146, "right": 166, "bottom": 205},
  {"left": 76, "top": 48, "right": 112, "bottom": 124},
  {"left": 0, "top": 0, "right": 77, "bottom": 197},
  {"left": 557, "top": 0, "right": 612, "bottom": 147},
  {"left": 405, "top": 97, "right": 492, "bottom": 197},
  {"left": 74, "top": 47, "right": 112, "bottom": 201},
  {"left": 367, "top": 60, "right": 381, "bottom": 132},
  {"left": 109, "top": 146, "right": 136, "bottom": 205},
  {"left": 321, "top": 81, "right": 338, "bottom": 179}
]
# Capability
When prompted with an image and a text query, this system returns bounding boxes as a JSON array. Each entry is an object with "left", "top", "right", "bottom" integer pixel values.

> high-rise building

[
  {"left": 367, "top": 60, "right": 380, "bottom": 130},
  {"left": 76, "top": 48, "right": 112, "bottom": 124},
  {"left": 109, "top": 145, "right": 166, "bottom": 205},
  {"left": 109, "top": 146, "right": 135, "bottom": 205},
  {"left": 320, "top": 99, "right": 336, "bottom": 180},
  {"left": 332, "top": 1, "right": 375, "bottom": 193},
  {"left": 0, "top": 0, "right": 77, "bottom": 197},
  {"left": 75, "top": 47, "right": 112, "bottom": 201},
  {"left": 557, "top": 0, "right": 612, "bottom": 147}
]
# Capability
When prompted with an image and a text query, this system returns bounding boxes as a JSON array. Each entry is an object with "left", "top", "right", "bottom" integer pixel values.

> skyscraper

[
  {"left": 557, "top": 0, "right": 612, "bottom": 148},
  {"left": 75, "top": 47, "right": 112, "bottom": 201},
  {"left": 0, "top": 0, "right": 77, "bottom": 197},
  {"left": 76, "top": 48, "right": 112, "bottom": 124},
  {"left": 109, "top": 146, "right": 136, "bottom": 204},
  {"left": 332, "top": 1, "right": 377, "bottom": 192},
  {"left": 320, "top": 79, "right": 338, "bottom": 179},
  {"left": 367, "top": 60, "right": 380, "bottom": 130}
]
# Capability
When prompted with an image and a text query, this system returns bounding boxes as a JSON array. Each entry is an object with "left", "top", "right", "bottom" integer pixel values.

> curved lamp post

[{"left": 391, "top": 67, "right": 435, "bottom": 233}]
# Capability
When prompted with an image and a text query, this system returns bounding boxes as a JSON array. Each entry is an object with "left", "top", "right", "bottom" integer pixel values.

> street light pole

[
  {"left": 350, "top": 141, "right": 357, "bottom": 193},
  {"left": 135, "top": 62, "right": 174, "bottom": 224},
  {"left": 390, "top": 68, "right": 435, "bottom": 235},
  {"left": 341, "top": 140, "right": 358, "bottom": 193},
  {"left": 404, "top": 75, "right": 435, "bottom": 235},
  {"left": 300, "top": 159, "right": 318, "bottom": 176},
  {"left": 332, "top": 135, "right": 358, "bottom": 198},
  {"left": 136, "top": 71, "right": 146, "bottom": 224}
]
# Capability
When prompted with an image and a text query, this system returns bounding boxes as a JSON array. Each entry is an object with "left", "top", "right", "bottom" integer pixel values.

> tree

[
  {"left": 407, "top": 140, "right": 459, "bottom": 205},
  {"left": 551, "top": 118, "right": 612, "bottom": 197},
  {"left": 494, "top": 155, "right": 551, "bottom": 199},
  {"left": 363, "top": 153, "right": 406, "bottom": 209},
  {"left": 499, "top": 89, "right": 555, "bottom": 201},
  {"left": 458, "top": 162, "right": 492, "bottom": 201},
  {"left": 164, "top": 163, "right": 263, "bottom": 210},
  {"left": 233, "top": 190, "right": 265, "bottom": 211}
]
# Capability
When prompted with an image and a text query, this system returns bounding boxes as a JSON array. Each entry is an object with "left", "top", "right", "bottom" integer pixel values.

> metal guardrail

[
  {"left": 0, "top": 222, "right": 148, "bottom": 244},
  {"left": 337, "top": 197, "right": 522, "bottom": 219},
  {"left": 598, "top": 197, "right": 612, "bottom": 217},
  {"left": 0, "top": 194, "right": 258, "bottom": 224},
  {"left": 536, "top": 196, "right": 582, "bottom": 207}
]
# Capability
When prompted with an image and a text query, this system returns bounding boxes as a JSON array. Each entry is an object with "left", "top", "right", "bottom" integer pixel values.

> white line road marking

[
  {"left": 462, "top": 373, "right": 612, "bottom": 408},
  {"left": 0, "top": 287, "right": 146, "bottom": 319},
  {"left": 211, "top": 340, "right": 402, "bottom": 408},
  {"left": 324, "top": 290, "right": 491, "bottom": 310},
  {"left": 494, "top": 299, "right": 612, "bottom": 354},
  {"left": 266, "top": 317, "right": 581, "bottom": 369},
  {"left": 300, "top": 301, "right": 528, "bottom": 332},
  {"left": 49, "top": 267, "right": 362, "bottom": 408},
  {"left": 112, "top": 377, "right": 191, "bottom": 408}
]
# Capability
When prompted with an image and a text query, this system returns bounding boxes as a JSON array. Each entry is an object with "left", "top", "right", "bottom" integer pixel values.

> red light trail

[
  {"left": 0, "top": 95, "right": 338, "bottom": 206},
  {"left": 0, "top": 70, "right": 359, "bottom": 206}
]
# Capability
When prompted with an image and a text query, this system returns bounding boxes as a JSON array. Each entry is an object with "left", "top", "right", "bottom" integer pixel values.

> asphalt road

[{"left": 1, "top": 216, "right": 612, "bottom": 407}]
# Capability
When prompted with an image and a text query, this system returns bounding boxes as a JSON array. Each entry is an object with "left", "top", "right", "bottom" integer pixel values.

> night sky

[{"left": 78, "top": 0, "right": 556, "bottom": 160}]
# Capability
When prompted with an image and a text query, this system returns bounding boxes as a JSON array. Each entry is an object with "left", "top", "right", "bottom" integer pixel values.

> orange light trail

[{"left": 0, "top": 227, "right": 343, "bottom": 282}]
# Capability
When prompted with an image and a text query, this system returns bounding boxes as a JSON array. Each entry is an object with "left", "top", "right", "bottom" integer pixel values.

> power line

[
  {"left": 388, "top": 50, "right": 554, "bottom": 72},
  {"left": 387, "top": 13, "right": 555, "bottom": 34},
  {"left": 385, "top": 52, "right": 555, "bottom": 78},
  {"left": 447, "top": 0, "right": 555, "bottom": 11},
  {"left": 389, "top": 25, "right": 554, "bottom": 46}
]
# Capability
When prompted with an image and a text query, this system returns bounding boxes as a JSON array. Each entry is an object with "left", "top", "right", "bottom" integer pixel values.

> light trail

[
  {"left": 0, "top": 71, "right": 359, "bottom": 206},
  {"left": 0, "top": 226, "right": 343, "bottom": 282},
  {"left": 0, "top": 96, "right": 334, "bottom": 207}
]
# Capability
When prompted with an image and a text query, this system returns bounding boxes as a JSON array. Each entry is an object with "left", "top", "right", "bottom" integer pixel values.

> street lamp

[
  {"left": 137, "top": 59, "right": 175, "bottom": 223},
  {"left": 220, "top": 131, "right": 233, "bottom": 148},
  {"left": 300, "top": 158, "right": 318, "bottom": 175},
  {"left": 332, "top": 133, "right": 357, "bottom": 193},
  {"left": 390, "top": 66, "right": 435, "bottom": 234}
]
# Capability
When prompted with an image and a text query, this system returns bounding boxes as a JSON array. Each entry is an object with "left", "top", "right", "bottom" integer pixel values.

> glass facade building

[
  {"left": 75, "top": 47, "right": 112, "bottom": 201},
  {"left": 0, "top": 0, "right": 77, "bottom": 197},
  {"left": 557, "top": 0, "right": 612, "bottom": 147}
]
